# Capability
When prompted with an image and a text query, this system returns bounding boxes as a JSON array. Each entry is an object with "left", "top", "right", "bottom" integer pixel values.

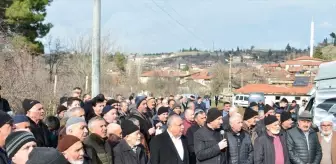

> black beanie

[
  {"left": 121, "top": 120, "right": 139, "bottom": 137},
  {"left": 22, "top": 99, "right": 40, "bottom": 113},
  {"left": 206, "top": 108, "right": 222, "bottom": 123},
  {"left": 106, "top": 99, "right": 119, "bottom": 106},
  {"left": 280, "top": 111, "right": 292, "bottom": 123},
  {"left": 157, "top": 107, "right": 169, "bottom": 115},
  {"left": 264, "top": 115, "right": 278, "bottom": 126},
  {"left": 264, "top": 104, "right": 274, "bottom": 114},
  {"left": 249, "top": 102, "right": 258, "bottom": 107},
  {"left": 243, "top": 108, "right": 258, "bottom": 121}
]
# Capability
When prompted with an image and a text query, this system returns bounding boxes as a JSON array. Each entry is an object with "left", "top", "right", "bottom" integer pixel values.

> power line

[{"left": 150, "top": 0, "right": 206, "bottom": 46}]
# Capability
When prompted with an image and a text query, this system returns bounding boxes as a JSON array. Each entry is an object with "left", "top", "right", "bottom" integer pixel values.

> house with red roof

[
  {"left": 234, "top": 83, "right": 312, "bottom": 106},
  {"left": 139, "top": 69, "right": 213, "bottom": 88}
]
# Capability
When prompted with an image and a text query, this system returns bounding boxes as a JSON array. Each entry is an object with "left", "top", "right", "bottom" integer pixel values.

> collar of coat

[{"left": 89, "top": 133, "right": 106, "bottom": 145}]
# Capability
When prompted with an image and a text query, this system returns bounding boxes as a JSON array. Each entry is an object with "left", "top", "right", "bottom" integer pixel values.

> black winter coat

[
  {"left": 226, "top": 131, "right": 253, "bottom": 164},
  {"left": 150, "top": 131, "right": 189, "bottom": 164},
  {"left": 286, "top": 127, "right": 322, "bottom": 164},
  {"left": 194, "top": 125, "right": 227, "bottom": 164},
  {"left": 186, "top": 124, "right": 202, "bottom": 164},
  {"left": 28, "top": 117, "right": 52, "bottom": 147},
  {"left": 129, "top": 110, "right": 153, "bottom": 143},
  {"left": 113, "top": 139, "right": 147, "bottom": 164},
  {"left": 254, "top": 131, "right": 290, "bottom": 164}
]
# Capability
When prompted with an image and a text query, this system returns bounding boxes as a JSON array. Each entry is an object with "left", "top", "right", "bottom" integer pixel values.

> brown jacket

[{"left": 318, "top": 131, "right": 336, "bottom": 164}]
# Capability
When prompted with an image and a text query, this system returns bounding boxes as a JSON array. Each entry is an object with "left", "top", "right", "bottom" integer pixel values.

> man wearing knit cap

[
  {"left": 194, "top": 108, "right": 227, "bottom": 164},
  {"left": 113, "top": 120, "right": 147, "bottom": 164},
  {"left": 242, "top": 108, "right": 259, "bottom": 145},
  {"left": 153, "top": 106, "right": 169, "bottom": 135},
  {"left": 255, "top": 104, "right": 275, "bottom": 136},
  {"left": 65, "top": 117, "right": 100, "bottom": 164},
  {"left": 102, "top": 105, "right": 118, "bottom": 124},
  {"left": 170, "top": 103, "right": 182, "bottom": 116},
  {"left": 13, "top": 115, "right": 30, "bottom": 132},
  {"left": 254, "top": 115, "right": 290, "bottom": 164},
  {"left": 27, "top": 147, "right": 68, "bottom": 164},
  {"left": 249, "top": 102, "right": 259, "bottom": 112},
  {"left": 5, "top": 131, "right": 36, "bottom": 164},
  {"left": 65, "top": 117, "right": 88, "bottom": 141},
  {"left": 56, "top": 105, "right": 67, "bottom": 120},
  {"left": 287, "top": 111, "right": 322, "bottom": 164},
  {"left": 280, "top": 111, "right": 293, "bottom": 131},
  {"left": 58, "top": 135, "right": 85, "bottom": 164},
  {"left": 22, "top": 98, "right": 52, "bottom": 147},
  {"left": 0, "top": 110, "right": 13, "bottom": 164},
  {"left": 129, "top": 96, "right": 155, "bottom": 143}
]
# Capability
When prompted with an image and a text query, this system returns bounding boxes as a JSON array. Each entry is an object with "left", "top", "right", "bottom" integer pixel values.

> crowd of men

[{"left": 0, "top": 86, "right": 335, "bottom": 164}]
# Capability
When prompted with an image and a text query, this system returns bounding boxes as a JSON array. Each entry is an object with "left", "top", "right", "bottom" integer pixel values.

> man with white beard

[
  {"left": 113, "top": 120, "right": 147, "bottom": 164},
  {"left": 318, "top": 117, "right": 336, "bottom": 164},
  {"left": 254, "top": 115, "right": 290, "bottom": 164},
  {"left": 57, "top": 135, "right": 85, "bottom": 164}
]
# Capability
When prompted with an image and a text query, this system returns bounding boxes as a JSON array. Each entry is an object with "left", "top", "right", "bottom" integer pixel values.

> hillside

[{"left": 321, "top": 45, "right": 336, "bottom": 60}]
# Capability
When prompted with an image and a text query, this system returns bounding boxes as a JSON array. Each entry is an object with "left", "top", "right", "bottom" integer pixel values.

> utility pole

[
  {"left": 228, "top": 54, "right": 232, "bottom": 93},
  {"left": 92, "top": 0, "right": 101, "bottom": 97}
]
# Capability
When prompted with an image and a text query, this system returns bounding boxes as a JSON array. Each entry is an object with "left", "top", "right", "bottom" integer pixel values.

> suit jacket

[{"left": 150, "top": 131, "right": 189, "bottom": 164}]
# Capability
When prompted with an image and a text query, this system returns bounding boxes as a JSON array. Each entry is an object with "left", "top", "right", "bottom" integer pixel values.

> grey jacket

[
  {"left": 194, "top": 125, "right": 227, "bottom": 164},
  {"left": 286, "top": 127, "right": 322, "bottom": 164},
  {"left": 226, "top": 131, "right": 253, "bottom": 164}
]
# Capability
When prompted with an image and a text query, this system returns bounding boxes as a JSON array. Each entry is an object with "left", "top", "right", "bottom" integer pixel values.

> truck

[{"left": 305, "top": 61, "right": 336, "bottom": 130}]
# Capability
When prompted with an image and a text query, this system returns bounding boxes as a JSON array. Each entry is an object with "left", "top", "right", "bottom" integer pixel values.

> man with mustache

[
  {"left": 318, "top": 116, "right": 336, "bottom": 164},
  {"left": 286, "top": 111, "right": 322, "bottom": 164},
  {"left": 254, "top": 115, "right": 290, "bottom": 164}
]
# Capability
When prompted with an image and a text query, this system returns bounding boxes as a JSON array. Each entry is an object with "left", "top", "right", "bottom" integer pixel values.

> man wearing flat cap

[
  {"left": 23, "top": 98, "right": 52, "bottom": 147},
  {"left": 286, "top": 111, "right": 322, "bottom": 164},
  {"left": 194, "top": 108, "right": 227, "bottom": 164},
  {"left": 254, "top": 115, "right": 290, "bottom": 164}
]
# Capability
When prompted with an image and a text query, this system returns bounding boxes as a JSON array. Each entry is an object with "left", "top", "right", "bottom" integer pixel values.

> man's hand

[
  {"left": 218, "top": 139, "right": 227, "bottom": 150},
  {"left": 148, "top": 127, "right": 156, "bottom": 135},
  {"left": 155, "top": 122, "right": 163, "bottom": 128}
]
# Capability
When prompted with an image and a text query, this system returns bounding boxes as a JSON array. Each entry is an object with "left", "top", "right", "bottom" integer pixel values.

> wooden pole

[
  {"left": 85, "top": 76, "right": 89, "bottom": 93},
  {"left": 53, "top": 75, "right": 57, "bottom": 114}
]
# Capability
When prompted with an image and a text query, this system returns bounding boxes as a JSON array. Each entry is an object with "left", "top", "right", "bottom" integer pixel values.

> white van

[
  {"left": 233, "top": 94, "right": 249, "bottom": 107},
  {"left": 305, "top": 61, "right": 336, "bottom": 129}
]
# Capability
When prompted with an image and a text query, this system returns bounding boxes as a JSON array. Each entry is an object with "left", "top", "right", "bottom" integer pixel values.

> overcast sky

[{"left": 44, "top": 0, "right": 336, "bottom": 53}]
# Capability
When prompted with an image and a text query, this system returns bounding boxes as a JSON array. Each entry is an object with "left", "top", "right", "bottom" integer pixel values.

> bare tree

[
  {"left": 210, "top": 63, "right": 229, "bottom": 94},
  {"left": 45, "top": 36, "right": 66, "bottom": 82}
]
